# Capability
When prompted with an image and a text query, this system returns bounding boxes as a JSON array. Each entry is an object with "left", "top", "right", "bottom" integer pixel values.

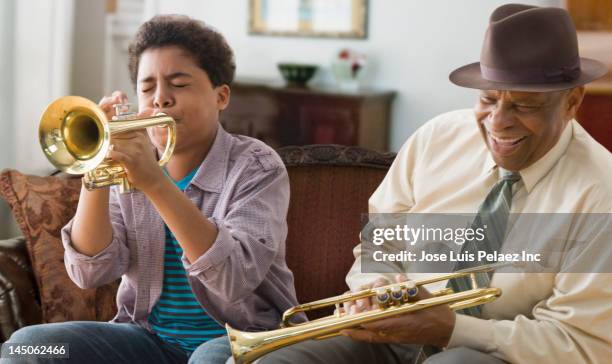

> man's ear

[
  {"left": 215, "top": 84, "right": 231, "bottom": 111},
  {"left": 565, "top": 86, "right": 585, "bottom": 121}
]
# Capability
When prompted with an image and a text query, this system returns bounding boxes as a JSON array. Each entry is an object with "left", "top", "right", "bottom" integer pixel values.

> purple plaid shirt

[{"left": 61, "top": 125, "right": 302, "bottom": 332}]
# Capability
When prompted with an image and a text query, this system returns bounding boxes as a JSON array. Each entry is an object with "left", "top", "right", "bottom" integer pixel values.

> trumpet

[
  {"left": 39, "top": 96, "right": 176, "bottom": 193},
  {"left": 227, "top": 264, "right": 507, "bottom": 364}
]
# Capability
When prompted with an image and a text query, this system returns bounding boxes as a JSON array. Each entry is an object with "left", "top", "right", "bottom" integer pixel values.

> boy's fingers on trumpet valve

[
  {"left": 111, "top": 90, "right": 128, "bottom": 102},
  {"left": 99, "top": 90, "right": 129, "bottom": 119}
]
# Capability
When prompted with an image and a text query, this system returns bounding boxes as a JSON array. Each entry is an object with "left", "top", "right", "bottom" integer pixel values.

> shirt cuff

[
  {"left": 447, "top": 314, "right": 497, "bottom": 352},
  {"left": 61, "top": 219, "right": 119, "bottom": 263},
  {"left": 181, "top": 218, "right": 236, "bottom": 277}
]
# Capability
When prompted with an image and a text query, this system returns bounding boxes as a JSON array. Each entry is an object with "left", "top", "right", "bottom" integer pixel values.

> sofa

[{"left": 0, "top": 144, "right": 394, "bottom": 342}]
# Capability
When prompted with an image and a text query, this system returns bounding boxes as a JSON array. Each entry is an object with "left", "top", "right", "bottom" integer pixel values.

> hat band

[{"left": 481, "top": 59, "right": 581, "bottom": 84}]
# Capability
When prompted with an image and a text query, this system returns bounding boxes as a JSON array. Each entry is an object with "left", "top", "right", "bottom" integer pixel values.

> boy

[{"left": 7, "top": 15, "right": 300, "bottom": 364}]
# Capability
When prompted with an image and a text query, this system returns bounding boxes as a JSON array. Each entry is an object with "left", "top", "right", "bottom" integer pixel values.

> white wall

[
  {"left": 13, "top": 0, "right": 75, "bottom": 175},
  {"left": 0, "top": 0, "right": 15, "bottom": 171},
  {"left": 72, "top": 0, "right": 106, "bottom": 101},
  {"left": 149, "top": 0, "right": 562, "bottom": 151},
  {"left": 0, "top": 0, "right": 75, "bottom": 238},
  {"left": 0, "top": 0, "right": 17, "bottom": 238}
]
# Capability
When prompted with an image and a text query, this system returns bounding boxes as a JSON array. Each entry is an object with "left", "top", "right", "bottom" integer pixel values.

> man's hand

[
  {"left": 100, "top": 91, "right": 166, "bottom": 193},
  {"left": 342, "top": 277, "right": 391, "bottom": 315},
  {"left": 340, "top": 274, "right": 456, "bottom": 348}
]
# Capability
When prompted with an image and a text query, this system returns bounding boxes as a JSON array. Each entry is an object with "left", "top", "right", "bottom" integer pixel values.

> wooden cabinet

[
  {"left": 569, "top": 2, "right": 612, "bottom": 151},
  {"left": 567, "top": 0, "right": 612, "bottom": 31},
  {"left": 574, "top": 25, "right": 612, "bottom": 153},
  {"left": 220, "top": 79, "right": 395, "bottom": 151}
]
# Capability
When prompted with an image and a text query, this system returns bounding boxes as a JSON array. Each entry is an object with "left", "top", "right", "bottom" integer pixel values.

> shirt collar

[
  {"left": 189, "top": 124, "right": 232, "bottom": 193},
  {"left": 481, "top": 119, "right": 574, "bottom": 193}
]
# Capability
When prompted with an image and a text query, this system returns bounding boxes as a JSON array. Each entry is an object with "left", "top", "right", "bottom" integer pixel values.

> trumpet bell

[
  {"left": 39, "top": 96, "right": 110, "bottom": 175},
  {"left": 39, "top": 95, "right": 176, "bottom": 192}
]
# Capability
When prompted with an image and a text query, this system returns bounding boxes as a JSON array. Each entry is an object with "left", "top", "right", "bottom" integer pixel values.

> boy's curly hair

[{"left": 128, "top": 15, "right": 235, "bottom": 88}]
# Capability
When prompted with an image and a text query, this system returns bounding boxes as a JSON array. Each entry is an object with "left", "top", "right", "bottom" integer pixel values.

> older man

[{"left": 258, "top": 4, "right": 611, "bottom": 364}]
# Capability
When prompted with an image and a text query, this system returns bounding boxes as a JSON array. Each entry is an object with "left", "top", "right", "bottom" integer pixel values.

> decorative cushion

[{"left": 0, "top": 169, "right": 118, "bottom": 323}]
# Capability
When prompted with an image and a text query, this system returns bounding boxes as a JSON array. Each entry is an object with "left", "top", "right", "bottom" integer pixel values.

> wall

[
  {"left": 0, "top": 0, "right": 75, "bottom": 238},
  {"left": 71, "top": 0, "right": 106, "bottom": 101},
  {"left": 0, "top": 0, "right": 17, "bottom": 238},
  {"left": 149, "top": 0, "right": 562, "bottom": 151},
  {"left": 13, "top": 0, "right": 75, "bottom": 174},
  {"left": 0, "top": 0, "right": 15, "bottom": 171}
]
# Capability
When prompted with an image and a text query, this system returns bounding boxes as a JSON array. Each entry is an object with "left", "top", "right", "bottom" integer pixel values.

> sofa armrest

[{"left": 0, "top": 237, "right": 42, "bottom": 342}]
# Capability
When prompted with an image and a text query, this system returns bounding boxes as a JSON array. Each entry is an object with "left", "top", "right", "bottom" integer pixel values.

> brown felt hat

[{"left": 449, "top": 4, "right": 609, "bottom": 92}]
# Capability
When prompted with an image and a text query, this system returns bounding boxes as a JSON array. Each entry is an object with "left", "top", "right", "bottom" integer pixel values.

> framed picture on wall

[{"left": 249, "top": 0, "right": 368, "bottom": 39}]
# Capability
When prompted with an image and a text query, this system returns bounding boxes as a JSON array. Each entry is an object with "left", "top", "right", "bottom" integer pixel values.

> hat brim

[{"left": 449, "top": 58, "right": 609, "bottom": 92}]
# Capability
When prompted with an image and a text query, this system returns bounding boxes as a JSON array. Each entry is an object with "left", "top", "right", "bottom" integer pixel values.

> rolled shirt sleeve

[
  {"left": 448, "top": 272, "right": 612, "bottom": 363},
  {"left": 61, "top": 186, "right": 130, "bottom": 289},
  {"left": 447, "top": 213, "right": 612, "bottom": 363},
  {"left": 181, "top": 152, "right": 290, "bottom": 303}
]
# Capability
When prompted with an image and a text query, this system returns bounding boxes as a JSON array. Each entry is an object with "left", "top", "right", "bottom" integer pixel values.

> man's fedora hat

[{"left": 449, "top": 4, "right": 608, "bottom": 92}]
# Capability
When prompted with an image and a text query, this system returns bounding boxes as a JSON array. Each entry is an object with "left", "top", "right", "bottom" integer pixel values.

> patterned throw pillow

[{"left": 0, "top": 169, "right": 118, "bottom": 323}]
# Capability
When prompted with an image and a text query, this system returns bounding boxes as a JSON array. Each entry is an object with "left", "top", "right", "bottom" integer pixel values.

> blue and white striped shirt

[{"left": 148, "top": 168, "right": 225, "bottom": 353}]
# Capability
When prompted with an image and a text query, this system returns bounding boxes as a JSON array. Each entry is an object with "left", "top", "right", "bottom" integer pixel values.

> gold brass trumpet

[
  {"left": 39, "top": 96, "right": 176, "bottom": 193},
  {"left": 227, "top": 264, "right": 506, "bottom": 364}
]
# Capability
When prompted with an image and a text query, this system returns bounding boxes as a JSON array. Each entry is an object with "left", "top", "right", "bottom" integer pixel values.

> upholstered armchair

[{"left": 0, "top": 145, "right": 394, "bottom": 342}]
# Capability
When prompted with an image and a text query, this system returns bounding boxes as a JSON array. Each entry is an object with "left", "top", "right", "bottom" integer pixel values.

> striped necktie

[
  {"left": 415, "top": 170, "right": 521, "bottom": 363},
  {"left": 448, "top": 169, "right": 521, "bottom": 316}
]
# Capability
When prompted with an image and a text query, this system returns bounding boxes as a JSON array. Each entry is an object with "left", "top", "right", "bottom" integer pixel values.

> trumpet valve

[
  {"left": 112, "top": 103, "right": 135, "bottom": 120},
  {"left": 374, "top": 288, "right": 391, "bottom": 308},
  {"left": 390, "top": 286, "right": 404, "bottom": 305},
  {"left": 404, "top": 281, "right": 419, "bottom": 301}
]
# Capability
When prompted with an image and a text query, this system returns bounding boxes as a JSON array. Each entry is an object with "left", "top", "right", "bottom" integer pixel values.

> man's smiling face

[{"left": 474, "top": 87, "right": 584, "bottom": 171}]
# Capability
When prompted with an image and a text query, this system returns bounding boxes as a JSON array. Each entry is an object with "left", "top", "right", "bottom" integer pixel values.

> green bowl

[{"left": 278, "top": 63, "right": 318, "bottom": 86}]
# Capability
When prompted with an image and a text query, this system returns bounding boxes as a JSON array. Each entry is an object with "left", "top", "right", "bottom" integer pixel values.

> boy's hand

[
  {"left": 107, "top": 109, "right": 166, "bottom": 193},
  {"left": 99, "top": 90, "right": 128, "bottom": 120},
  {"left": 342, "top": 277, "right": 391, "bottom": 315},
  {"left": 99, "top": 91, "right": 167, "bottom": 193}
]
